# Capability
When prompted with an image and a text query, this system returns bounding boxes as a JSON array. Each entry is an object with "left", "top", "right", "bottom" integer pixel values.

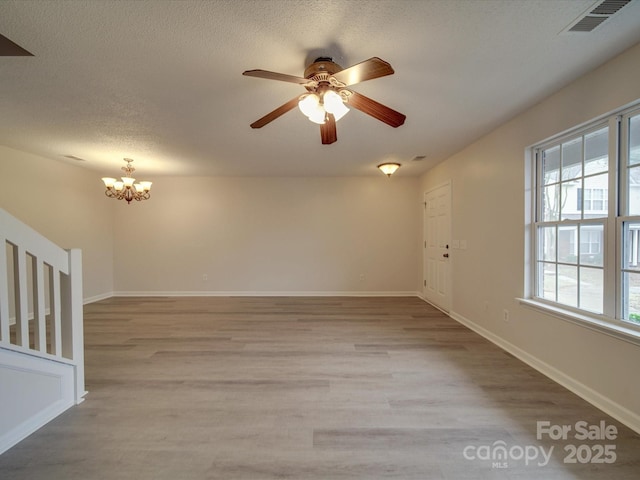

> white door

[{"left": 424, "top": 183, "right": 451, "bottom": 312}]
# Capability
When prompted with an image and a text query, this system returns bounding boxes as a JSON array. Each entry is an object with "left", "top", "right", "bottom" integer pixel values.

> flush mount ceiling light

[
  {"left": 243, "top": 56, "right": 406, "bottom": 144},
  {"left": 378, "top": 163, "right": 401, "bottom": 177},
  {"left": 101, "top": 158, "right": 152, "bottom": 204}
]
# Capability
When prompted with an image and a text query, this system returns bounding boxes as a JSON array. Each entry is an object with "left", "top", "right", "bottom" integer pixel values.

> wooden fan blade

[
  {"left": 346, "top": 91, "right": 406, "bottom": 128},
  {"left": 250, "top": 97, "right": 300, "bottom": 129},
  {"left": 332, "top": 57, "right": 394, "bottom": 86},
  {"left": 243, "top": 69, "right": 309, "bottom": 85},
  {"left": 0, "top": 33, "right": 33, "bottom": 56},
  {"left": 320, "top": 114, "right": 337, "bottom": 144}
]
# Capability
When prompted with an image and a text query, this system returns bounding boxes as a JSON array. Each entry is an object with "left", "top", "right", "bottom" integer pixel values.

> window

[
  {"left": 536, "top": 125, "right": 608, "bottom": 314},
  {"left": 622, "top": 112, "right": 640, "bottom": 323},
  {"left": 532, "top": 104, "right": 640, "bottom": 333}
]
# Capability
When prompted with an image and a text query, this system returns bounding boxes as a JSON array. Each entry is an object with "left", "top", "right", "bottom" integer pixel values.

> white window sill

[{"left": 517, "top": 298, "right": 640, "bottom": 347}]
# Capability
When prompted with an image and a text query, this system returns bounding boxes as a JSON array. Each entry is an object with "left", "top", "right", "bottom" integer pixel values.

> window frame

[
  {"left": 618, "top": 106, "right": 640, "bottom": 323},
  {"left": 526, "top": 102, "right": 640, "bottom": 344},
  {"left": 533, "top": 120, "right": 613, "bottom": 316}
]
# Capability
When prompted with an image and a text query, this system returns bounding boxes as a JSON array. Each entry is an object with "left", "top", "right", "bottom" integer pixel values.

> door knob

[{"left": 443, "top": 253, "right": 449, "bottom": 258}]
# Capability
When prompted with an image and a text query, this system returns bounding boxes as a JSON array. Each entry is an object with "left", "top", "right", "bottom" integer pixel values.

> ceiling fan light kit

[
  {"left": 298, "top": 93, "right": 326, "bottom": 124},
  {"left": 298, "top": 90, "right": 350, "bottom": 124},
  {"left": 243, "top": 56, "right": 406, "bottom": 145},
  {"left": 322, "top": 90, "right": 350, "bottom": 121}
]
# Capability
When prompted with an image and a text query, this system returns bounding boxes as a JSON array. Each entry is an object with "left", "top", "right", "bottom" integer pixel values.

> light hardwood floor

[{"left": 1, "top": 296, "right": 639, "bottom": 479}]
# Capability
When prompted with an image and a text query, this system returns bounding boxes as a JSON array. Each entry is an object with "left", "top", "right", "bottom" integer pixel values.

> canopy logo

[
  {"left": 463, "top": 420, "right": 618, "bottom": 469},
  {"left": 462, "top": 440, "right": 553, "bottom": 469}
]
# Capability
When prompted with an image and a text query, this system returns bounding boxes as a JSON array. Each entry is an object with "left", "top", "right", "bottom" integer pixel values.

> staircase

[{"left": 0, "top": 208, "right": 85, "bottom": 454}]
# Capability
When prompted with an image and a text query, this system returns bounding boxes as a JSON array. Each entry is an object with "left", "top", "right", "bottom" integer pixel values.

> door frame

[{"left": 423, "top": 180, "right": 452, "bottom": 313}]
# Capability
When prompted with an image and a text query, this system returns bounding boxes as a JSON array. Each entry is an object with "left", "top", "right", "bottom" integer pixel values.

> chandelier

[{"left": 101, "top": 158, "right": 152, "bottom": 204}]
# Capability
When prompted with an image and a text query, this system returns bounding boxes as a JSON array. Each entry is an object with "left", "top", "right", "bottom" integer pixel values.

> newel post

[{"left": 61, "top": 248, "right": 85, "bottom": 403}]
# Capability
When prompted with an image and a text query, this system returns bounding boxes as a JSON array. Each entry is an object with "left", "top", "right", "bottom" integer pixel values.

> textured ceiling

[{"left": 1, "top": 0, "right": 640, "bottom": 177}]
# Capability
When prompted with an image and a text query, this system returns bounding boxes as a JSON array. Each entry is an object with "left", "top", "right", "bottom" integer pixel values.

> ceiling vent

[{"left": 562, "top": 0, "right": 632, "bottom": 33}]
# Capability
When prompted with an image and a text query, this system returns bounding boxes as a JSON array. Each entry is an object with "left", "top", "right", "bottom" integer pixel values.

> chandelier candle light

[{"left": 102, "top": 158, "right": 152, "bottom": 204}]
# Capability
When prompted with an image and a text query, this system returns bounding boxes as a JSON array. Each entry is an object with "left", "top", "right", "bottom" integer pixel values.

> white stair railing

[{"left": 0, "top": 208, "right": 84, "bottom": 403}]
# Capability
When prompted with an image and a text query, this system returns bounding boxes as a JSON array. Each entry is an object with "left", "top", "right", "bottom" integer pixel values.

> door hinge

[{"left": 423, "top": 280, "right": 426, "bottom": 287}]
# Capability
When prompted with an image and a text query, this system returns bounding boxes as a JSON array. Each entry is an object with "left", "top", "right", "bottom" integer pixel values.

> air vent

[
  {"left": 569, "top": 16, "right": 609, "bottom": 32},
  {"left": 563, "top": 0, "right": 632, "bottom": 33},
  {"left": 591, "top": 0, "right": 631, "bottom": 15}
]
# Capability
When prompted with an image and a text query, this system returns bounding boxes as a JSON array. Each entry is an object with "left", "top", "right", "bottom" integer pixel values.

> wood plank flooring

[{"left": 1, "top": 296, "right": 639, "bottom": 479}]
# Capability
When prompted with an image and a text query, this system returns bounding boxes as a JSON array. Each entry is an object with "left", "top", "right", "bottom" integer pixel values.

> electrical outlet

[
  {"left": 202, "top": 274, "right": 208, "bottom": 281},
  {"left": 503, "top": 309, "right": 509, "bottom": 322},
  {"left": 359, "top": 274, "right": 365, "bottom": 282},
  {"left": 484, "top": 301, "right": 489, "bottom": 312}
]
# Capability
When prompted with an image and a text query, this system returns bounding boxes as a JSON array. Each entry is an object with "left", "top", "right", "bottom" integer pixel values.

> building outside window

[{"left": 578, "top": 188, "right": 608, "bottom": 212}]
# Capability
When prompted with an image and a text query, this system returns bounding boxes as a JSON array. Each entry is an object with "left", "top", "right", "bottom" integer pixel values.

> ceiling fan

[{"left": 243, "top": 56, "right": 406, "bottom": 144}]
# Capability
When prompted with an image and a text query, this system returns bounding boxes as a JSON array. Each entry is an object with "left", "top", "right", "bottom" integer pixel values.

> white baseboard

[
  {"left": 83, "top": 292, "right": 113, "bottom": 304},
  {"left": 6, "top": 292, "right": 113, "bottom": 323},
  {"left": 448, "top": 310, "right": 640, "bottom": 435},
  {"left": 416, "top": 294, "right": 450, "bottom": 315},
  {"left": 7, "top": 308, "right": 51, "bottom": 326},
  {"left": 112, "top": 290, "right": 422, "bottom": 297}
]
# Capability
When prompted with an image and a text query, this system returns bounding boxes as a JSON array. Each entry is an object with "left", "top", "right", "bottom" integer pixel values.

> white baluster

[
  {"left": 0, "top": 237, "right": 9, "bottom": 342},
  {"left": 13, "top": 244, "right": 29, "bottom": 347},
  {"left": 33, "top": 257, "right": 46, "bottom": 352},
  {"left": 50, "top": 268, "right": 62, "bottom": 356}
]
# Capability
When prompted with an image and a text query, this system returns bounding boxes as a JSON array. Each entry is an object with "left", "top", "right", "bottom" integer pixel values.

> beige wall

[
  {"left": 0, "top": 150, "right": 422, "bottom": 297},
  {"left": 113, "top": 176, "right": 422, "bottom": 294},
  {"left": 0, "top": 146, "right": 114, "bottom": 301},
  {"left": 420, "top": 42, "right": 640, "bottom": 425}
]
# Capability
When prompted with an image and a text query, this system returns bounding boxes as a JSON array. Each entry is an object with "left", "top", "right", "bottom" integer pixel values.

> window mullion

[
  {"left": 536, "top": 149, "right": 543, "bottom": 222},
  {"left": 606, "top": 115, "right": 620, "bottom": 318},
  {"left": 532, "top": 149, "right": 542, "bottom": 299}
]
